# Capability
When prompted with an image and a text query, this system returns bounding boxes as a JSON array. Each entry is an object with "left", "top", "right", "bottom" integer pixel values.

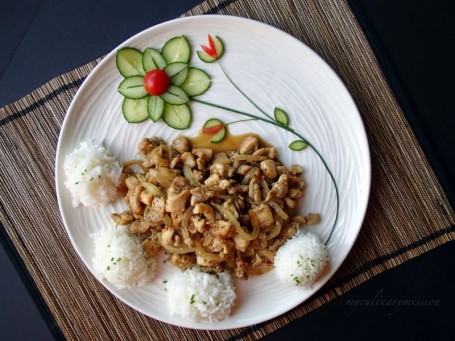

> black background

[{"left": 0, "top": 0, "right": 453, "bottom": 340}]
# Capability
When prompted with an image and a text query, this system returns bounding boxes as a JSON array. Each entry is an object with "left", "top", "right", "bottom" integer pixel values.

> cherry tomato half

[{"left": 143, "top": 69, "right": 170, "bottom": 96}]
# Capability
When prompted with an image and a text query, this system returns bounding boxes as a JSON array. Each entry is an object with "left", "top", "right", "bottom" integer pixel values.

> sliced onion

[
  {"left": 181, "top": 206, "right": 193, "bottom": 241},
  {"left": 146, "top": 166, "right": 175, "bottom": 187},
  {"left": 241, "top": 166, "right": 258, "bottom": 185},
  {"left": 158, "top": 233, "right": 194, "bottom": 254},
  {"left": 123, "top": 160, "right": 148, "bottom": 173},
  {"left": 194, "top": 238, "right": 227, "bottom": 261},
  {"left": 268, "top": 200, "right": 289, "bottom": 220},
  {"left": 246, "top": 263, "right": 273, "bottom": 276},
  {"left": 213, "top": 203, "right": 259, "bottom": 241},
  {"left": 234, "top": 154, "right": 266, "bottom": 162},
  {"left": 265, "top": 218, "right": 282, "bottom": 240},
  {"left": 182, "top": 165, "right": 200, "bottom": 186},
  {"left": 141, "top": 181, "right": 165, "bottom": 197},
  {"left": 161, "top": 213, "right": 173, "bottom": 228}
]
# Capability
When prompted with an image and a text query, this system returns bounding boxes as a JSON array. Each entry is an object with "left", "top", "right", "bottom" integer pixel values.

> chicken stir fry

[{"left": 112, "top": 135, "right": 320, "bottom": 279}]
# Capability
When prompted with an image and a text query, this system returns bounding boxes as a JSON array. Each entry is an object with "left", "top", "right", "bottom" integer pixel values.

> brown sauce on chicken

[{"left": 190, "top": 130, "right": 270, "bottom": 153}]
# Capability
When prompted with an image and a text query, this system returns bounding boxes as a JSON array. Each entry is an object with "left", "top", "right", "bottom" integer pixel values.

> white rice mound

[
  {"left": 92, "top": 225, "right": 155, "bottom": 289},
  {"left": 63, "top": 140, "right": 122, "bottom": 207},
  {"left": 274, "top": 230, "right": 328, "bottom": 287},
  {"left": 166, "top": 267, "right": 236, "bottom": 322}
]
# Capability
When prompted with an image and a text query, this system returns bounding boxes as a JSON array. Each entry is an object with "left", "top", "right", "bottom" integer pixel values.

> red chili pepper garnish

[
  {"left": 202, "top": 124, "right": 224, "bottom": 134},
  {"left": 201, "top": 35, "right": 217, "bottom": 58},
  {"left": 207, "top": 35, "right": 217, "bottom": 57},
  {"left": 201, "top": 44, "right": 216, "bottom": 58}
]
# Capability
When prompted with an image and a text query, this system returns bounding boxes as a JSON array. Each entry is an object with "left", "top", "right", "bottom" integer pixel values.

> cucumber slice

[
  {"left": 117, "top": 76, "right": 147, "bottom": 99},
  {"left": 162, "top": 103, "right": 192, "bottom": 129},
  {"left": 181, "top": 68, "right": 211, "bottom": 96},
  {"left": 143, "top": 48, "right": 166, "bottom": 72},
  {"left": 289, "top": 140, "right": 309, "bottom": 151},
  {"left": 147, "top": 96, "right": 165, "bottom": 122},
  {"left": 211, "top": 128, "right": 227, "bottom": 143},
  {"left": 203, "top": 118, "right": 223, "bottom": 128},
  {"left": 116, "top": 48, "right": 145, "bottom": 77},
  {"left": 164, "top": 62, "right": 189, "bottom": 86},
  {"left": 122, "top": 97, "right": 149, "bottom": 123},
  {"left": 160, "top": 85, "right": 189, "bottom": 105},
  {"left": 203, "top": 118, "right": 226, "bottom": 143},
  {"left": 197, "top": 35, "right": 224, "bottom": 63},
  {"left": 161, "top": 36, "right": 191, "bottom": 64},
  {"left": 274, "top": 107, "right": 289, "bottom": 126}
]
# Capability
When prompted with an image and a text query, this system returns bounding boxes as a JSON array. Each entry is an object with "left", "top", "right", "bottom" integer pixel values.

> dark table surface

[{"left": 1, "top": 0, "right": 454, "bottom": 340}]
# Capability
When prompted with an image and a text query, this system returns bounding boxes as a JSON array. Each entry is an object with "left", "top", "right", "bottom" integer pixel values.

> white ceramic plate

[{"left": 55, "top": 15, "right": 370, "bottom": 330}]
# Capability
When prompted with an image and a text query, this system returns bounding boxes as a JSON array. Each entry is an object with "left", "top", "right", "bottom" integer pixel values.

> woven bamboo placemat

[{"left": 0, "top": 0, "right": 454, "bottom": 339}]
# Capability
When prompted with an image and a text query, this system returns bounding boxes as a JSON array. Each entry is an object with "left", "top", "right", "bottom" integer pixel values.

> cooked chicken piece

[
  {"left": 191, "top": 215, "right": 207, "bottom": 233},
  {"left": 125, "top": 176, "right": 139, "bottom": 190},
  {"left": 248, "top": 169, "right": 262, "bottom": 201},
  {"left": 210, "top": 163, "right": 229, "bottom": 178},
  {"left": 144, "top": 145, "right": 170, "bottom": 168},
  {"left": 235, "top": 257, "right": 247, "bottom": 279},
  {"left": 196, "top": 254, "right": 221, "bottom": 267},
  {"left": 203, "top": 232, "right": 231, "bottom": 254},
  {"left": 253, "top": 147, "right": 277, "bottom": 160},
  {"left": 129, "top": 220, "right": 149, "bottom": 235},
  {"left": 233, "top": 233, "right": 250, "bottom": 252},
  {"left": 192, "top": 148, "right": 213, "bottom": 161},
  {"left": 193, "top": 203, "right": 215, "bottom": 222},
  {"left": 129, "top": 185, "right": 144, "bottom": 218},
  {"left": 164, "top": 177, "right": 191, "bottom": 213},
  {"left": 211, "top": 220, "right": 232, "bottom": 239},
  {"left": 190, "top": 186, "right": 217, "bottom": 206},
  {"left": 212, "top": 152, "right": 230, "bottom": 164},
  {"left": 172, "top": 136, "right": 191, "bottom": 154},
  {"left": 237, "top": 164, "right": 253, "bottom": 176},
  {"left": 160, "top": 227, "right": 175, "bottom": 246},
  {"left": 238, "top": 136, "right": 259, "bottom": 154},
  {"left": 171, "top": 253, "right": 196, "bottom": 269},
  {"left": 139, "top": 190, "right": 154, "bottom": 206},
  {"left": 147, "top": 167, "right": 177, "bottom": 188},
  {"left": 169, "top": 155, "right": 181, "bottom": 169},
  {"left": 268, "top": 235, "right": 288, "bottom": 251},
  {"left": 284, "top": 196, "right": 297, "bottom": 208},
  {"left": 204, "top": 173, "right": 221, "bottom": 187},
  {"left": 250, "top": 233, "right": 267, "bottom": 250},
  {"left": 144, "top": 197, "right": 165, "bottom": 226},
  {"left": 260, "top": 159, "right": 278, "bottom": 179},
  {"left": 282, "top": 215, "right": 305, "bottom": 237},
  {"left": 249, "top": 204, "right": 274, "bottom": 229},
  {"left": 138, "top": 137, "right": 165, "bottom": 155},
  {"left": 223, "top": 199, "right": 239, "bottom": 219},
  {"left": 171, "top": 212, "right": 182, "bottom": 227},
  {"left": 111, "top": 211, "right": 134, "bottom": 226},
  {"left": 287, "top": 174, "right": 306, "bottom": 190},
  {"left": 219, "top": 179, "right": 232, "bottom": 191},
  {"left": 196, "top": 157, "right": 206, "bottom": 171},
  {"left": 305, "top": 213, "right": 321, "bottom": 225},
  {"left": 288, "top": 188, "right": 303, "bottom": 200},
  {"left": 234, "top": 195, "right": 246, "bottom": 212},
  {"left": 288, "top": 164, "right": 304, "bottom": 175},
  {"left": 266, "top": 174, "right": 288, "bottom": 200},
  {"left": 181, "top": 152, "right": 197, "bottom": 168},
  {"left": 289, "top": 215, "right": 306, "bottom": 226},
  {"left": 141, "top": 237, "right": 162, "bottom": 257},
  {"left": 276, "top": 165, "right": 286, "bottom": 176},
  {"left": 169, "top": 176, "right": 190, "bottom": 193},
  {"left": 165, "top": 190, "right": 190, "bottom": 213}
]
